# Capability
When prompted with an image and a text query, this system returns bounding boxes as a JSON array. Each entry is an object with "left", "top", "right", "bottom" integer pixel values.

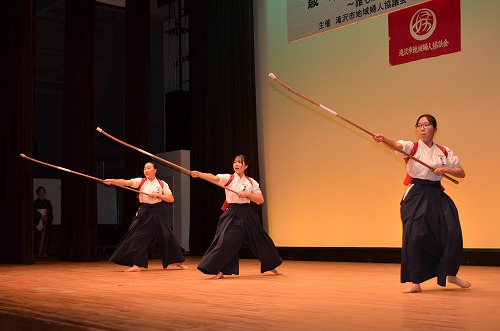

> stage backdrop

[{"left": 254, "top": 0, "right": 500, "bottom": 248}]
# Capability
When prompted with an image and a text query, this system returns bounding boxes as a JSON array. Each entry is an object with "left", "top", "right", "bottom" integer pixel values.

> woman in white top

[
  {"left": 191, "top": 155, "right": 282, "bottom": 279},
  {"left": 105, "top": 162, "right": 187, "bottom": 272},
  {"left": 373, "top": 114, "right": 470, "bottom": 293}
]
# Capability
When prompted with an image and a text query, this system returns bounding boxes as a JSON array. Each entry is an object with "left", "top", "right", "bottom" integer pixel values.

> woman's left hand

[{"left": 238, "top": 191, "right": 249, "bottom": 198}]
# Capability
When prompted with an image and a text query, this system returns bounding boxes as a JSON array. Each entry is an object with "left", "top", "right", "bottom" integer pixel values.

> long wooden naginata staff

[
  {"left": 268, "top": 73, "right": 459, "bottom": 185},
  {"left": 20, "top": 153, "right": 149, "bottom": 195},
  {"left": 96, "top": 127, "right": 240, "bottom": 194}
]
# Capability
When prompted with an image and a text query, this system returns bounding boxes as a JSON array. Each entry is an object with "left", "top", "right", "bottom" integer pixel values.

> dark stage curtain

[
  {"left": 121, "top": 0, "right": 152, "bottom": 232},
  {"left": 0, "top": 0, "right": 36, "bottom": 264},
  {"left": 189, "top": 0, "right": 261, "bottom": 255},
  {"left": 60, "top": 1, "right": 98, "bottom": 261}
]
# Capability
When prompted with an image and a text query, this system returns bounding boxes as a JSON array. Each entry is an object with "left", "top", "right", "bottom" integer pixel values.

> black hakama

[
  {"left": 400, "top": 178, "right": 463, "bottom": 286},
  {"left": 197, "top": 203, "right": 282, "bottom": 275},
  {"left": 109, "top": 202, "right": 185, "bottom": 268}
]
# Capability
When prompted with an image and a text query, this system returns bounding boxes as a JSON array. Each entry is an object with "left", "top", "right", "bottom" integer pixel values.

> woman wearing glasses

[{"left": 372, "top": 114, "right": 470, "bottom": 293}]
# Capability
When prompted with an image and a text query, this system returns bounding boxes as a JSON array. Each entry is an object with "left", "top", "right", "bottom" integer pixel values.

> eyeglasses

[{"left": 415, "top": 122, "right": 432, "bottom": 129}]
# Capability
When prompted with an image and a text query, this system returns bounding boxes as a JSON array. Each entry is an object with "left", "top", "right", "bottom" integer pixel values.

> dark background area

[
  {"left": 34, "top": 0, "right": 177, "bottom": 178},
  {"left": 2, "top": 0, "right": 261, "bottom": 263}
]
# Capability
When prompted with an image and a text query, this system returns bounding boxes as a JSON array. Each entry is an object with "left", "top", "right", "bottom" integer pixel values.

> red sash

[
  {"left": 403, "top": 142, "right": 448, "bottom": 188},
  {"left": 221, "top": 174, "right": 254, "bottom": 211},
  {"left": 137, "top": 178, "right": 164, "bottom": 199}
]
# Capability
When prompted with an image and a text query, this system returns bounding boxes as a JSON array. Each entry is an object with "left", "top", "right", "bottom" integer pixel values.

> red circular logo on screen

[{"left": 409, "top": 8, "right": 437, "bottom": 41}]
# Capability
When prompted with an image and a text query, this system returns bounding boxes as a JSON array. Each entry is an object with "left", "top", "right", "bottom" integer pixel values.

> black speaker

[
  {"left": 157, "top": 0, "right": 173, "bottom": 7},
  {"left": 165, "top": 90, "right": 190, "bottom": 151}
]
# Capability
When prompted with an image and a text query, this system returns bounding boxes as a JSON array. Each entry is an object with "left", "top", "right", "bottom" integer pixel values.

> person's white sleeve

[
  {"left": 160, "top": 181, "right": 173, "bottom": 195},
  {"left": 217, "top": 174, "right": 231, "bottom": 185},
  {"left": 395, "top": 140, "right": 414, "bottom": 158}
]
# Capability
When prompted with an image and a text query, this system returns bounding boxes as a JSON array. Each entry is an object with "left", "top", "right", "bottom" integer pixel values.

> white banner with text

[{"left": 288, "top": 0, "right": 430, "bottom": 42}]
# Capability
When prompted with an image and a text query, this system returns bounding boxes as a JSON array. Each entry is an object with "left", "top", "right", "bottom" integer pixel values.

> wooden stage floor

[{"left": 0, "top": 257, "right": 499, "bottom": 330}]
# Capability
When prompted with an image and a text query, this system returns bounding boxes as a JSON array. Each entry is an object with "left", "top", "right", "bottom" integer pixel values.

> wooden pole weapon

[
  {"left": 96, "top": 127, "right": 240, "bottom": 194},
  {"left": 20, "top": 153, "right": 149, "bottom": 195},
  {"left": 268, "top": 73, "right": 459, "bottom": 185}
]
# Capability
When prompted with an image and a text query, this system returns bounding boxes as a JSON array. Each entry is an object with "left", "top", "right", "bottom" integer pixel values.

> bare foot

[
  {"left": 175, "top": 263, "right": 189, "bottom": 270},
  {"left": 270, "top": 269, "right": 283, "bottom": 275},
  {"left": 125, "top": 265, "right": 141, "bottom": 272},
  {"left": 448, "top": 276, "right": 471, "bottom": 288},
  {"left": 211, "top": 271, "right": 224, "bottom": 279},
  {"left": 402, "top": 283, "right": 422, "bottom": 293}
]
